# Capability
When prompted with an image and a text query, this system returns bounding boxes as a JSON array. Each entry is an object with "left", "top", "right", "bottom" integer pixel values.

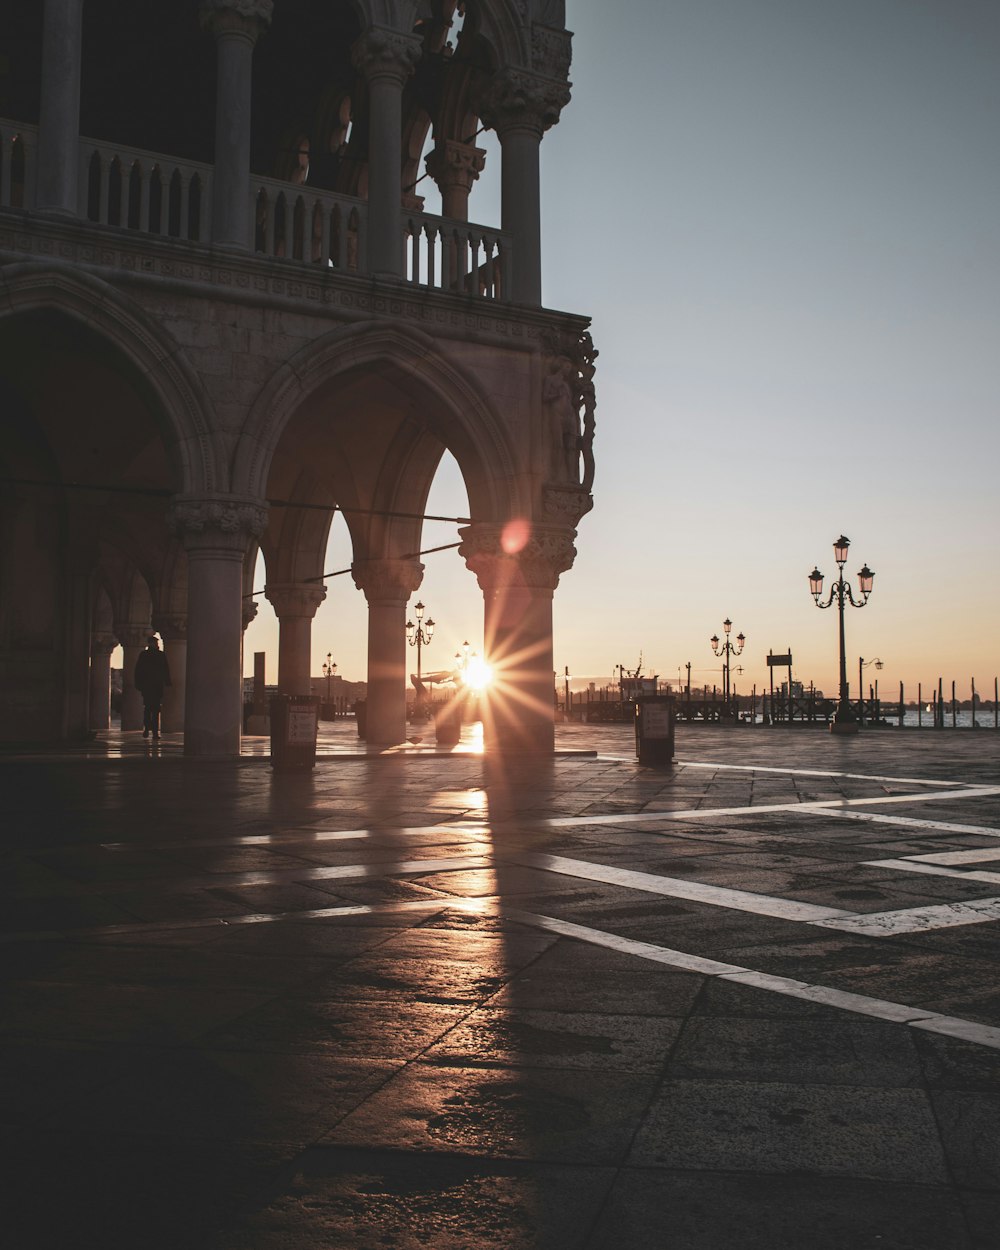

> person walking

[{"left": 134, "top": 635, "right": 171, "bottom": 740}]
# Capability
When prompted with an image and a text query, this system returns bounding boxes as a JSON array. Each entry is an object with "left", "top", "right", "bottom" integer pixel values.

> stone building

[{"left": 0, "top": 0, "right": 595, "bottom": 755}]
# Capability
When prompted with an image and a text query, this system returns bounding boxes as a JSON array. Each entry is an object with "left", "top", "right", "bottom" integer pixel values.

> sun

[{"left": 462, "top": 655, "right": 494, "bottom": 692}]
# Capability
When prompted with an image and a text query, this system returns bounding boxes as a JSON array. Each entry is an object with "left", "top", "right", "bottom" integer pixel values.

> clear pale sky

[{"left": 245, "top": 0, "right": 1000, "bottom": 703}]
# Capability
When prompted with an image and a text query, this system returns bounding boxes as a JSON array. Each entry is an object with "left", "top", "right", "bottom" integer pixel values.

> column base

[{"left": 830, "top": 719, "right": 860, "bottom": 735}]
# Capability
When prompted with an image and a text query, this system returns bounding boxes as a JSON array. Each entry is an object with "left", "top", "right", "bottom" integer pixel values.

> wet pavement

[{"left": 2, "top": 722, "right": 999, "bottom": 1248}]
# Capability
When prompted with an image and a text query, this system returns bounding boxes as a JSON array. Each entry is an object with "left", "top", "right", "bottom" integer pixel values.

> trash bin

[
  {"left": 269, "top": 694, "right": 320, "bottom": 771},
  {"left": 434, "top": 696, "right": 464, "bottom": 746},
  {"left": 635, "top": 695, "right": 675, "bottom": 766}
]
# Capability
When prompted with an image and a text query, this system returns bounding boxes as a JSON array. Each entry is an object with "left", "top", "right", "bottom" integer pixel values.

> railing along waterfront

[
  {"left": 404, "top": 211, "right": 511, "bottom": 301},
  {"left": 80, "top": 138, "right": 212, "bottom": 242},
  {"left": 559, "top": 678, "right": 1000, "bottom": 729},
  {"left": 0, "top": 121, "right": 36, "bottom": 210}
]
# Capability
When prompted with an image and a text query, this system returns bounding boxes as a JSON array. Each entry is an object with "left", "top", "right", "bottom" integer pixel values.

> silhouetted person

[{"left": 135, "top": 635, "right": 171, "bottom": 739}]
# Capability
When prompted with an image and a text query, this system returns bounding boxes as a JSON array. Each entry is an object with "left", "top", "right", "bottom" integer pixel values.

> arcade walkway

[{"left": 3, "top": 725, "right": 999, "bottom": 1248}]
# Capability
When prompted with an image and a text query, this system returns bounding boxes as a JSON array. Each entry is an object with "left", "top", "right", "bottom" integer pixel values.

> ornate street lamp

[
  {"left": 405, "top": 601, "right": 435, "bottom": 686},
  {"left": 710, "top": 619, "right": 745, "bottom": 718},
  {"left": 322, "top": 653, "right": 337, "bottom": 705},
  {"left": 858, "top": 656, "right": 884, "bottom": 726},
  {"left": 809, "top": 535, "right": 875, "bottom": 734}
]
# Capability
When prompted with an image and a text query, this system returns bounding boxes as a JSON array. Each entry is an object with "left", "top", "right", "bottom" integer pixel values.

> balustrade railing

[
  {"left": 0, "top": 121, "right": 36, "bottom": 210},
  {"left": 79, "top": 137, "right": 212, "bottom": 242},
  {"left": 2, "top": 121, "right": 511, "bottom": 304},
  {"left": 251, "top": 175, "right": 366, "bottom": 271},
  {"left": 404, "top": 212, "right": 511, "bottom": 301}
]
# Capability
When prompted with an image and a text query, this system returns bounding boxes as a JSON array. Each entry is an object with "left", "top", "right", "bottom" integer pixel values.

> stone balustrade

[
  {"left": 2, "top": 117, "right": 513, "bottom": 303},
  {"left": 404, "top": 211, "right": 511, "bottom": 301},
  {"left": 251, "top": 174, "right": 366, "bottom": 271},
  {"left": 0, "top": 121, "right": 35, "bottom": 210},
  {"left": 80, "top": 136, "right": 213, "bottom": 242}
]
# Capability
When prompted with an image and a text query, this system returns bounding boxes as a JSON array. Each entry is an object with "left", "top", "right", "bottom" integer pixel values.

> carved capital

[
  {"left": 151, "top": 613, "right": 188, "bottom": 642},
  {"left": 167, "top": 494, "right": 268, "bottom": 556},
  {"left": 90, "top": 631, "right": 117, "bottom": 658},
  {"left": 242, "top": 599, "right": 259, "bottom": 631},
  {"left": 264, "top": 582, "right": 327, "bottom": 619},
  {"left": 351, "top": 27, "right": 422, "bottom": 85},
  {"left": 115, "top": 623, "right": 151, "bottom": 651},
  {"left": 424, "top": 141, "right": 487, "bottom": 194},
  {"left": 351, "top": 558, "right": 424, "bottom": 603},
  {"left": 199, "top": 0, "right": 273, "bottom": 40},
  {"left": 477, "top": 69, "right": 571, "bottom": 138},
  {"left": 458, "top": 522, "right": 577, "bottom": 592}
]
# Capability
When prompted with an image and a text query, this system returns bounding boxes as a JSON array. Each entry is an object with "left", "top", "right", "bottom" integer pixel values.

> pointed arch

[
  {"left": 233, "top": 318, "right": 524, "bottom": 524},
  {"left": 0, "top": 262, "right": 220, "bottom": 495}
]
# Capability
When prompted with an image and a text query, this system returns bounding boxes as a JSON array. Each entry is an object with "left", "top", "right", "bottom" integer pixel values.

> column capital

[
  {"left": 351, "top": 558, "right": 423, "bottom": 604},
  {"left": 351, "top": 27, "right": 422, "bottom": 85},
  {"left": 200, "top": 0, "right": 272, "bottom": 40},
  {"left": 167, "top": 494, "right": 268, "bottom": 556},
  {"left": 424, "top": 140, "right": 487, "bottom": 196},
  {"left": 458, "top": 522, "right": 577, "bottom": 592},
  {"left": 115, "top": 623, "right": 151, "bottom": 650},
  {"left": 242, "top": 599, "right": 259, "bottom": 631},
  {"left": 264, "top": 582, "right": 327, "bottom": 619},
  {"left": 477, "top": 68, "right": 571, "bottom": 138},
  {"left": 90, "top": 631, "right": 117, "bottom": 658},
  {"left": 151, "top": 613, "right": 188, "bottom": 642}
]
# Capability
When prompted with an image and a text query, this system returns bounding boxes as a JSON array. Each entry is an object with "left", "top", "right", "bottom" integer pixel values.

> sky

[{"left": 245, "top": 0, "right": 1000, "bottom": 703}]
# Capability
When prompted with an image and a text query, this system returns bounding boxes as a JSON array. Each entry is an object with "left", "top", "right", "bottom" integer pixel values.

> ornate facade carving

[
  {"left": 241, "top": 599, "right": 259, "bottom": 631},
  {"left": 458, "top": 522, "right": 577, "bottom": 592},
  {"left": 541, "top": 327, "right": 598, "bottom": 491},
  {"left": 542, "top": 483, "right": 593, "bottom": 526},
  {"left": 351, "top": 558, "right": 424, "bottom": 603},
  {"left": 351, "top": 27, "right": 423, "bottom": 84},
  {"left": 167, "top": 495, "right": 268, "bottom": 554},
  {"left": 531, "top": 25, "right": 572, "bottom": 80},
  {"left": 263, "top": 582, "right": 327, "bottom": 619},
  {"left": 476, "top": 68, "right": 571, "bottom": 137}
]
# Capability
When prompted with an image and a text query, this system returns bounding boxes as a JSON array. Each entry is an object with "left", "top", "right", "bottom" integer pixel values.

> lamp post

[
  {"left": 858, "top": 656, "right": 883, "bottom": 727},
  {"left": 322, "top": 653, "right": 337, "bottom": 715},
  {"left": 405, "top": 601, "right": 435, "bottom": 687},
  {"left": 710, "top": 619, "right": 745, "bottom": 719},
  {"left": 808, "top": 535, "right": 875, "bottom": 735}
]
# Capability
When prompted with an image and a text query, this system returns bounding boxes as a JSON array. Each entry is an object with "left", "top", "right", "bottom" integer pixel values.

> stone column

[
  {"left": 264, "top": 583, "right": 327, "bottom": 696},
  {"left": 152, "top": 614, "right": 187, "bottom": 732},
  {"left": 200, "top": 0, "right": 273, "bottom": 250},
  {"left": 351, "top": 558, "right": 423, "bottom": 746},
  {"left": 459, "top": 523, "right": 577, "bottom": 754},
  {"left": 352, "top": 27, "right": 422, "bottom": 277},
  {"left": 169, "top": 495, "right": 267, "bottom": 757},
  {"left": 88, "top": 632, "right": 116, "bottom": 732},
  {"left": 478, "top": 70, "right": 569, "bottom": 306},
  {"left": 116, "top": 624, "right": 149, "bottom": 731},
  {"left": 37, "top": 0, "right": 84, "bottom": 216},
  {"left": 425, "top": 140, "right": 486, "bottom": 222}
]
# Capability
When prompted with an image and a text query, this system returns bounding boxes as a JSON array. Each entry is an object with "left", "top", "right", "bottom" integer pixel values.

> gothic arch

[
  {"left": 233, "top": 318, "right": 524, "bottom": 524},
  {"left": 0, "top": 261, "right": 220, "bottom": 495}
]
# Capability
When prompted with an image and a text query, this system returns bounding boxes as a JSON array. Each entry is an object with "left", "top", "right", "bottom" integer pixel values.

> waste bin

[
  {"left": 635, "top": 695, "right": 675, "bottom": 766},
  {"left": 434, "top": 696, "right": 464, "bottom": 746},
  {"left": 269, "top": 694, "right": 320, "bottom": 771}
]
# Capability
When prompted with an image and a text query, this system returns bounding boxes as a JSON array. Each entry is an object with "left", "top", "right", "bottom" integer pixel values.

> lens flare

[
  {"left": 500, "top": 518, "right": 531, "bottom": 554},
  {"left": 462, "top": 655, "right": 494, "bottom": 692}
]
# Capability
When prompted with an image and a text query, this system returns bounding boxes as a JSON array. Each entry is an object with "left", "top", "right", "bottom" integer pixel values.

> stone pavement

[{"left": 2, "top": 723, "right": 1000, "bottom": 1249}]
